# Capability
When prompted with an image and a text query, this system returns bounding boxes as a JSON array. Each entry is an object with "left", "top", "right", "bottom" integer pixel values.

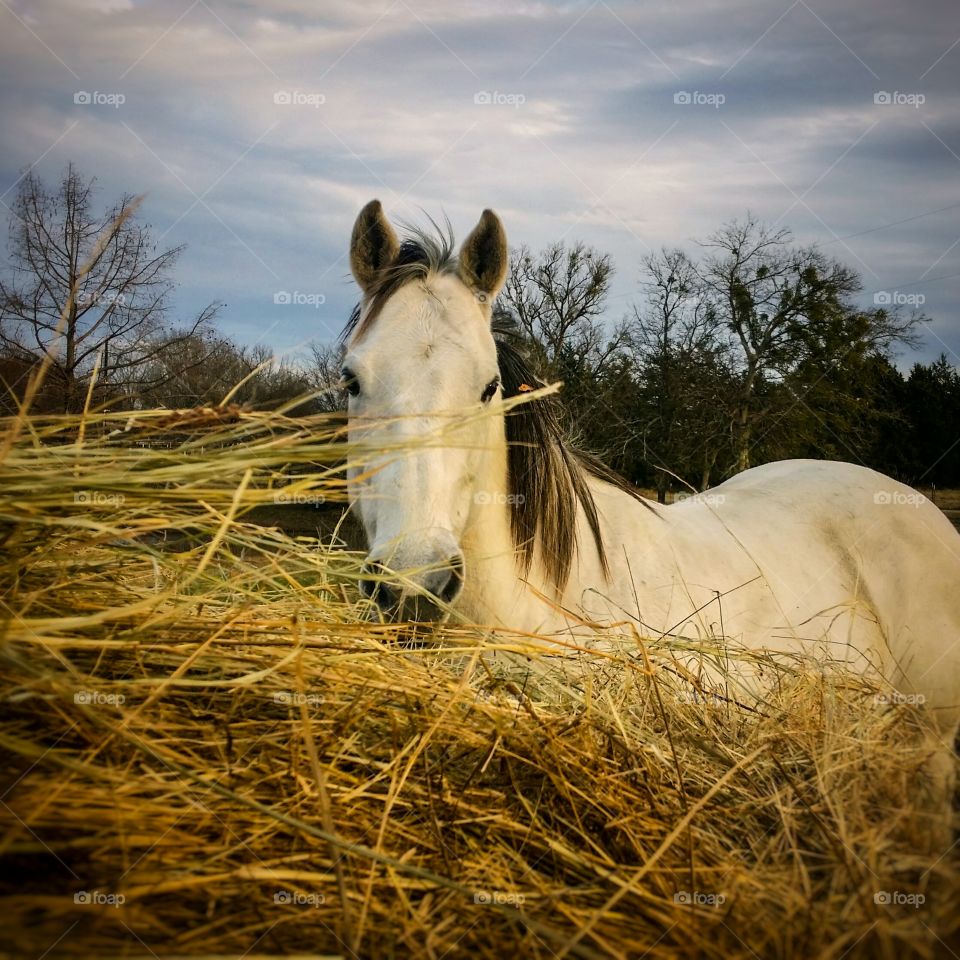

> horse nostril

[
  {"left": 438, "top": 554, "right": 465, "bottom": 604},
  {"left": 360, "top": 561, "right": 397, "bottom": 610},
  {"left": 378, "top": 583, "right": 398, "bottom": 609}
]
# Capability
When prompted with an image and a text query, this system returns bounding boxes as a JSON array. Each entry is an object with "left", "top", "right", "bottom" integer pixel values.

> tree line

[
  {"left": 2, "top": 166, "right": 958, "bottom": 495},
  {"left": 501, "top": 226, "right": 958, "bottom": 496}
]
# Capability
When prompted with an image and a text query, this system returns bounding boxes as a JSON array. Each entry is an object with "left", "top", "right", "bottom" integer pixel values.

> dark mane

[
  {"left": 340, "top": 224, "right": 650, "bottom": 593},
  {"left": 491, "top": 310, "right": 650, "bottom": 590}
]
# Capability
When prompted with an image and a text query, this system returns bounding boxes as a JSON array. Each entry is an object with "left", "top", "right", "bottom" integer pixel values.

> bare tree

[
  {"left": 135, "top": 333, "right": 317, "bottom": 411},
  {"left": 630, "top": 249, "right": 735, "bottom": 498},
  {"left": 632, "top": 249, "right": 720, "bottom": 363},
  {"left": 133, "top": 329, "right": 250, "bottom": 408},
  {"left": 0, "top": 164, "right": 220, "bottom": 411},
  {"left": 500, "top": 241, "right": 624, "bottom": 378},
  {"left": 307, "top": 341, "right": 347, "bottom": 413},
  {"left": 698, "top": 216, "right": 919, "bottom": 472},
  {"left": 497, "top": 240, "right": 632, "bottom": 463},
  {"left": 236, "top": 345, "right": 316, "bottom": 410}
]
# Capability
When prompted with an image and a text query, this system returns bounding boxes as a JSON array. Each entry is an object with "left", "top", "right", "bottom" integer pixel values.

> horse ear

[
  {"left": 350, "top": 199, "right": 400, "bottom": 294},
  {"left": 458, "top": 209, "right": 508, "bottom": 303}
]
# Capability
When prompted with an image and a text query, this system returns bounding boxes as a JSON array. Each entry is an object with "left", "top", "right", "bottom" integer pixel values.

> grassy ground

[
  {"left": 921, "top": 488, "right": 960, "bottom": 527},
  {"left": 1, "top": 407, "right": 957, "bottom": 959}
]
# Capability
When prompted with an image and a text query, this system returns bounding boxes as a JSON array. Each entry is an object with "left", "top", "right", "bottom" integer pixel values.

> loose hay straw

[{"left": 0, "top": 403, "right": 957, "bottom": 959}]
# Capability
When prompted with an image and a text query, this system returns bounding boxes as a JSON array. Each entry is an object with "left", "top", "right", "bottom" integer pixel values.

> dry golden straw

[{"left": 0, "top": 402, "right": 956, "bottom": 959}]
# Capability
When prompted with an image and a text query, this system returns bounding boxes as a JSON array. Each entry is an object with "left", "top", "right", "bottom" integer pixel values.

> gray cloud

[{"left": 0, "top": 0, "right": 957, "bottom": 364}]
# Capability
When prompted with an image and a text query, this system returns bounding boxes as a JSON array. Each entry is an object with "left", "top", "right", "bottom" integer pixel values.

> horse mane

[{"left": 340, "top": 223, "right": 650, "bottom": 592}]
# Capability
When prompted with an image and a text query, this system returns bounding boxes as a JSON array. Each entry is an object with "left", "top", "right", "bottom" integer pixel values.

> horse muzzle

[{"left": 359, "top": 532, "right": 465, "bottom": 622}]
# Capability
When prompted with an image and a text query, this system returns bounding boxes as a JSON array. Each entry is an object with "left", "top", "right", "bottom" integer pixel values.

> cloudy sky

[{"left": 1, "top": 0, "right": 958, "bottom": 366}]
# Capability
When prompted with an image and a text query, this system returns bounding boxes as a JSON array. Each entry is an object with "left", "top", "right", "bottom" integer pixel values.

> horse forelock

[{"left": 341, "top": 220, "right": 457, "bottom": 346}]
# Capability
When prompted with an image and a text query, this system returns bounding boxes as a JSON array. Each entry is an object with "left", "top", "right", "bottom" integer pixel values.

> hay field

[{"left": 1, "top": 406, "right": 957, "bottom": 959}]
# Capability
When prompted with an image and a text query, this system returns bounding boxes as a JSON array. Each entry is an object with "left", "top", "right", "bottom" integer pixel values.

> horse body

[
  {"left": 341, "top": 200, "right": 960, "bottom": 813},
  {"left": 461, "top": 449, "right": 960, "bottom": 734}
]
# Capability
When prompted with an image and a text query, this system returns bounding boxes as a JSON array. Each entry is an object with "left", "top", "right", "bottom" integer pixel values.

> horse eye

[
  {"left": 480, "top": 377, "right": 500, "bottom": 404},
  {"left": 340, "top": 367, "right": 360, "bottom": 398}
]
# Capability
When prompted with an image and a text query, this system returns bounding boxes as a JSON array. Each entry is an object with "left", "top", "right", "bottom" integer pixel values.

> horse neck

[
  {"left": 459, "top": 429, "right": 662, "bottom": 632},
  {"left": 458, "top": 414, "right": 614, "bottom": 632},
  {"left": 458, "top": 413, "right": 545, "bottom": 628}
]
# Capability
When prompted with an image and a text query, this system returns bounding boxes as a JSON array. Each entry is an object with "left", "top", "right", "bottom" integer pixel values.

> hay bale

[{"left": 0, "top": 407, "right": 956, "bottom": 958}]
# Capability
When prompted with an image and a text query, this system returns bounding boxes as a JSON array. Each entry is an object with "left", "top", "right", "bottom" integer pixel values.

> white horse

[{"left": 341, "top": 200, "right": 960, "bottom": 829}]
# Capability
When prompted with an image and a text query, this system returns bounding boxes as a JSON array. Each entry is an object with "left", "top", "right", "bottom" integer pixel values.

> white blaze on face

[
  {"left": 344, "top": 201, "right": 510, "bottom": 615},
  {"left": 344, "top": 275, "right": 500, "bottom": 601}
]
